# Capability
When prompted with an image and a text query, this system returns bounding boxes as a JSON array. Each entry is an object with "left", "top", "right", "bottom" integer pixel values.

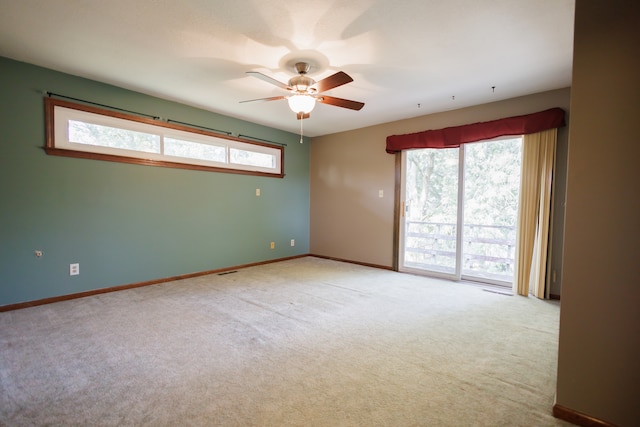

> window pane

[
  {"left": 51, "top": 102, "right": 283, "bottom": 176},
  {"left": 404, "top": 148, "right": 459, "bottom": 274},
  {"left": 69, "top": 120, "right": 160, "bottom": 153},
  {"left": 164, "top": 137, "right": 226, "bottom": 163},
  {"left": 230, "top": 148, "right": 275, "bottom": 168},
  {"left": 462, "top": 138, "right": 521, "bottom": 282}
]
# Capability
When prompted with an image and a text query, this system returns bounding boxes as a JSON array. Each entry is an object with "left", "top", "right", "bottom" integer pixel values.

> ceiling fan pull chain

[{"left": 300, "top": 117, "right": 304, "bottom": 143}]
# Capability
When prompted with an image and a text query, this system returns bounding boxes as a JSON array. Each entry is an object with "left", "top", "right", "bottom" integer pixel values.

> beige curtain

[{"left": 513, "top": 128, "right": 557, "bottom": 298}]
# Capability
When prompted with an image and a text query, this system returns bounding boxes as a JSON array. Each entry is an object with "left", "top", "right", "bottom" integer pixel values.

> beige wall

[
  {"left": 310, "top": 88, "right": 570, "bottom": 294},
  {"left": 555, "top": 1, "right": 640, "bottom": 425}
]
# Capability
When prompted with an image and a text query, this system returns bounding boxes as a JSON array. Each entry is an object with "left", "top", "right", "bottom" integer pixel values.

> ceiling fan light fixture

[{"left": 288, "top": 94, "right": 316, "bottom": 114}]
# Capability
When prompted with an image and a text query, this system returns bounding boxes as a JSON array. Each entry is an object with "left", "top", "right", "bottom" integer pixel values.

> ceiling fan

[{"left": 241, "top": 62, "right": 364, "bottom": 120}]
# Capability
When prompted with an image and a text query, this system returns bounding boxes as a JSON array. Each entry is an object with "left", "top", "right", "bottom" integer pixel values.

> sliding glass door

[{"left": 399, "top": 137, "right": 522, "bottom": 285}]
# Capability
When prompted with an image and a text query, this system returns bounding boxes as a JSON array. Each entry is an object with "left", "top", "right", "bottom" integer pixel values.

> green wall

[{"left": 0, "top": 56, "right": 310, "bottom": 307}]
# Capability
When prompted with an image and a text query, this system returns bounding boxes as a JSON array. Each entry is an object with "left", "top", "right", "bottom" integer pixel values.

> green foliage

[
  {"left": 165, "top": 137, "right": 226, "bottom": 162},
  {"left": 69, "top": 120, "right": 159, "bottom": 153},
  {"left": 463, "top": 139, "right": 521, "bottom": 228}
]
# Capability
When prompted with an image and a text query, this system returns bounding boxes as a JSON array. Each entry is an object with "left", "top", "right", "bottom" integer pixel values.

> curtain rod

[
  {"left": 46, "top": 91, "right": 159, "bottom": 119},
  {"left": 237, "top": 134, "right": 287, "bottom": 147}
]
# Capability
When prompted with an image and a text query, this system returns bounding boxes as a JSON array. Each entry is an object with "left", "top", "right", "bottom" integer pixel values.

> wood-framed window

[{"left": 45, "top": 98, "right": 284, "bottom": 178}]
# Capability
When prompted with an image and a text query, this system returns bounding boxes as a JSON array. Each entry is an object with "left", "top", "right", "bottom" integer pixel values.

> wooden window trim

[{"left": 44, "top": 97, "right": 285, "bottom": 178}]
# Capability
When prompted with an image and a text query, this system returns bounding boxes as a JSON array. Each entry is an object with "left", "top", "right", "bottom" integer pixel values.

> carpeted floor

[{"left": 0, "top": 257, "right": 571, "bottom": 426}]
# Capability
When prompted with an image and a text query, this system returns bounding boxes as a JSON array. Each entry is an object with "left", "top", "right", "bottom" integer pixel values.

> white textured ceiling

[{"left": 0, "top": 0, "right": 575, "bottom": 137}]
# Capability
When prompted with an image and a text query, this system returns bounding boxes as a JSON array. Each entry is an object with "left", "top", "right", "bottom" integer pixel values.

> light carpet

[{"left": 0, "top": 257, "right": 571, "bottom": 426}]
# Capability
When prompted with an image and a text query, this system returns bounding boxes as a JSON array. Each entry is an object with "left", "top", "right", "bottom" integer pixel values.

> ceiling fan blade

[
  {"left": 312, "top": 71, "right": 353, "bottom": 92},
  {"left": 239, "top": 96, "right": 286, "bottom": 103},
  {"left": 246, "top": 71, "right": 291, "bottom": 90},
  {"left": 296, "top": 112, "right": 310, "bottom": 120},
  {"left": 318, "top": 96, "right": 364, "bottom": 111}
]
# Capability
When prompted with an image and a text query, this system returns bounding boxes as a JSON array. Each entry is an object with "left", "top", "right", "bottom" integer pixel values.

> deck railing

[{"left": 404, "top": 221, "right": 516, "bottom": 282}]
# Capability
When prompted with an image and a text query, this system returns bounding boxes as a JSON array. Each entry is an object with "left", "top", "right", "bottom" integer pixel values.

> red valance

[{"left": 386, "top": 107, "right": 565, "bottom": 154}]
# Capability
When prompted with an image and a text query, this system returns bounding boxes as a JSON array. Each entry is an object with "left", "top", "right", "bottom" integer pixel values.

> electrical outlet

[
  {"left": 256, "top": 188, "right": 261, "bottom": 196},
  {"left": 290, "top": 239, "right": 295, "bottom": 246},
  {"left": 379, "top": 189, "right": 384, "bottom": 198},
  {"left": 270, "top": 242, "right": 275, "bottom": 249},
  {"left": 69, "top": 263, "right": 79, "bottom": 276}
]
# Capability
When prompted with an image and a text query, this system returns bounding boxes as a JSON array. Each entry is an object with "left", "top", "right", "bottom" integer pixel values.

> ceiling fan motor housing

[{"left": 289, "top": 75, "right": 316, "bottom": 93}]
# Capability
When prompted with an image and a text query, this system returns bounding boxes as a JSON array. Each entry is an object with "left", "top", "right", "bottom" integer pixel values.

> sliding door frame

[{"left": 395, "top": 141, "right": 519, "bottom": 288}]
